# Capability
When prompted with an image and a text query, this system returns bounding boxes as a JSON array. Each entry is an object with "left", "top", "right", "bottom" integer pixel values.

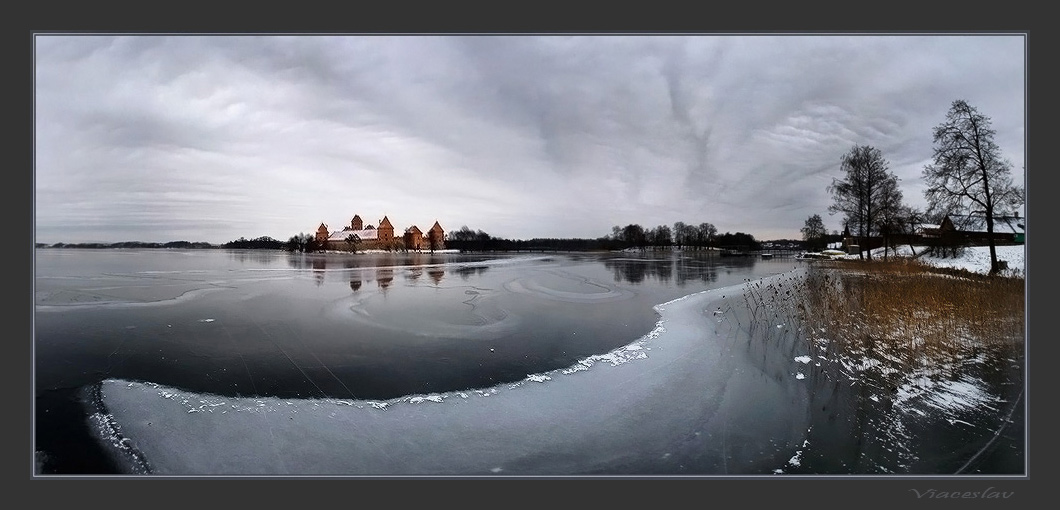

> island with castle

[{"left": 315, "top": 214, "right": 445, "bottom": 252}]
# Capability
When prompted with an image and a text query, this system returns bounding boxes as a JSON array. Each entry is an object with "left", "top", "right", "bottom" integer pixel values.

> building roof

[
  {"left": 915, "top": 223, "right": 942, "bottom": 235},
  {"left": 329, "top": 229, "right": 378, "bottom": 241},
  {"left": 379, "top": 216, "right": 394, "bottom": 229},
  {"left": 948, "top": 214, "right": 1024, "bottom": 234},
  {"left": 429, "top": 221, "right": 444, "bottom": 233}
]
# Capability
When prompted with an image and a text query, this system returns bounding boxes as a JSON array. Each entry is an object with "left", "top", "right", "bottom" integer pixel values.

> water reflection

[
  {"left": 601, "top": 252, "right": 756, "bottom": 286},
  {"left": 376, "top": 267, "right": 394, "bottom": 289},
  {"left": 284, "top": 252, "right": 461, "bottom": 271},
  {"left": 453, "top": 265, "right": 489, "bottom": 281},
  {"left": 226, "top": 249, "right": 283, "bottom": 266},
  {"left": 313, "top": 258, "right": 326, "bottom": 286},
  {"left": 280, "top": 252, "right": 459, "bottom": 290},
  {"left": 427, "top": 268, "right": 445, "bottom": 285}
]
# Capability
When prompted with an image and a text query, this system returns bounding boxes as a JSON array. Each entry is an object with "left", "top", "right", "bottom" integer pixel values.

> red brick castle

[{"left": 315, "top": 214, "right": 445, "bottom": 251}]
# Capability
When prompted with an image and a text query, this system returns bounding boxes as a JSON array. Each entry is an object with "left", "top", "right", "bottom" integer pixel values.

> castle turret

[
  {"left": 378, "top": 216, "right": 394, "bottom": 242},
  {"left": 404, "top": 225, "right": 425, "bottom": 250},
  {"left": 428, "top": 221, "right": 445, "bottom": 250},
  {"left": 351, "top": 215, "right": 363, "bottom": 231}
]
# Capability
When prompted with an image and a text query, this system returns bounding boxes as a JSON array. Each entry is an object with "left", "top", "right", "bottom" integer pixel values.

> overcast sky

[{"left": 34, "top": 34, "right": 1026, "bottom": 244}]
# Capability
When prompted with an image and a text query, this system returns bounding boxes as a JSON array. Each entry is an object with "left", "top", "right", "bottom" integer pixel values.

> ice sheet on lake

[
  {"left": 95, "top": 270, "right": 815, "bottom": 475},
  {"left": 324, "top": 285, "right": 522, "bottom": 340},
  {"left": 34, "top": 287, "right": 225, "bottom": 312},
  {"left": 35, "top": 254, "right": 554, "bottom": 312},
  {"left": 504, "top": 272, "right": 634, "bottom": 303}
]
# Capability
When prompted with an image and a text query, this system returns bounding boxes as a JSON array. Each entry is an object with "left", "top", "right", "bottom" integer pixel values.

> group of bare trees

[
  {"left": 809, "top": 99, "right": 1023, "bottom": 274},
  {"left": 826, "top": 144, "right": 905, "bottom": 261},
  {"left": 609, "top": 222, "right": 719, "bottom": 249}
]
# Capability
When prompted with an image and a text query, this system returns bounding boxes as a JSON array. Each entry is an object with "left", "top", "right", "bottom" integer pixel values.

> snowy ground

[
  {"left": 820, "top": 244, "right": 1026, "bottom": 278},
  {"left": 913, "top": 244, "right": 1025, "bottom": 277}
]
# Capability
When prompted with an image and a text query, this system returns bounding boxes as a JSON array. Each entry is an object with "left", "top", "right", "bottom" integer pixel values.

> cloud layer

[{"left": 34, "top": 34, "right": 1026, "bottom": 244}]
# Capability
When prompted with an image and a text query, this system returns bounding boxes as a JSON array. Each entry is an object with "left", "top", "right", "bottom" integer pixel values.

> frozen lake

[{"left": 33, "top": 248, "right": 1023, "bottom": 476}]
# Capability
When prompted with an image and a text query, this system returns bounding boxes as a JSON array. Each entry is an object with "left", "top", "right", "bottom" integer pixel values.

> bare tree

[
  {"left": 827, "top": 145, "right": 901, "bottom": 260},
  {"left": 897, "top": 205, "right": 924, "bottom": 257},
  {"left": 923, "top": 99, "right": 1024, "bottom": 275},
  {"left": 674, "top": 222, "right": 696, "bottom": 250},
  {"left": 874, "top": 177, "right": 904, "bottom": 260},
  {"left": 672, "top": 221, "right": 687, "bottom": 248},
  {"left": 696, "top": 222, "right": 717, "bottom": 249},
  {"left": 622, "top": 224, "right": 647, "bottom": 249},
  {"left": 800, "top": 214, "right": 826, "bottom": 251}
]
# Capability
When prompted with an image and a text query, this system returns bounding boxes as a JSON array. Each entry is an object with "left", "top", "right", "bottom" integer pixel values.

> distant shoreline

[{"left": 36, "top": 241, "right": 219, "bottom": 249}]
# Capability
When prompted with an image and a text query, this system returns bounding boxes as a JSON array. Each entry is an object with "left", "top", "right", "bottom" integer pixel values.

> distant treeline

[
  {"left": 37, "top": 236, "right": 289, "bottom": 250},
  {"left": 443, "top": 224, "right": 767, "bottom": 252},
  {"left": 38, "top": 241, "right": 217, "bottom": 249},
  {"left": 445, "top": 236, "right": 622, "bottom": 252},
  {"left": 221, "top": 236, "right": 286, "bottom": 250}
]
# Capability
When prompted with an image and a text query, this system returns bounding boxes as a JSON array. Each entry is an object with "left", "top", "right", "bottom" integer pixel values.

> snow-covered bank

[
  {"left": 813, "top": 244, "right": 1025, "bottom": 277},
  {"left": 915, "top": 245, "right": 1025, "bottom": 277}
]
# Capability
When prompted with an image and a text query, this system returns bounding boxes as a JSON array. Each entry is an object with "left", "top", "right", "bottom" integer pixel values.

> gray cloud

[{"left": 34, "top": 34, "right": 1025, "bottom": 244}]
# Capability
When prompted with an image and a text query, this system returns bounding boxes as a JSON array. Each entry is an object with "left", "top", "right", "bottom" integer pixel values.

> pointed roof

[
  {"left": 317, "top": 222, "right": 328, "bottom": 232},
  {"left": 429, "top": 221, "right": 444, "bottom": 233},
  {"left": 405, "top": 225, "right": 423, "bottom": 235},
  {"left": 379, "top": 216, "right": 393, "bottom": 229}
]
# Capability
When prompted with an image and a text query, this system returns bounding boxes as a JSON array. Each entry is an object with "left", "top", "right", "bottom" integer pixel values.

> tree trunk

[{"left": 986, "top": 212, "right": 999, "bottom": 275}]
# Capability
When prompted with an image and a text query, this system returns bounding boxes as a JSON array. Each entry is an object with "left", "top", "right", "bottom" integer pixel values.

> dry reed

[{"left": 792, "top": 258, "right": 1025, "bottom": 380}]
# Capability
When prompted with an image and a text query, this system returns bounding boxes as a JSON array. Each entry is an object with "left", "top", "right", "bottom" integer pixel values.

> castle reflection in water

[{"left": 284, "top": 252, "right": 490, "bottom": 290}]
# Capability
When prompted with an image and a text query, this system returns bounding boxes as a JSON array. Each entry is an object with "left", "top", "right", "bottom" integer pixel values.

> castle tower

[
  {"left": 428, "top": 221, "right": 445, "bottom": 250},
  {"left": 315, "top": 223, "right": 330, "bottom": 243},
  {"left": 378, "top": 216, "right": 395, "bottom": 242},
  {"left": 351, "top": 215, "right": 363, "bottom": 231},
  {"left": 404, "top": 225, "right": 425, "bottom": 250}
]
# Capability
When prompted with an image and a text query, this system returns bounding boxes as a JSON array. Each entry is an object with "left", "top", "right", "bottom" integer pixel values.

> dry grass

[
  {"left": 792, "top": 258, "right": 1025, "bottom": 378},
  {"left": 731, "top": 256, "right": 1024, "bottom": 384}
]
